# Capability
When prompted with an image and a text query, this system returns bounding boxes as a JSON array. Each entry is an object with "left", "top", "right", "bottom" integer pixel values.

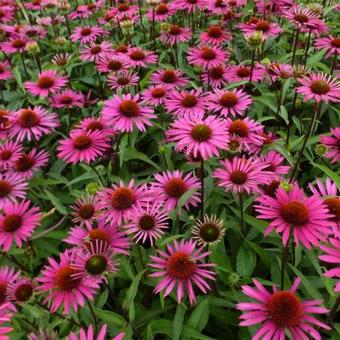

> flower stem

[
  {"left": 20, "top": 53, "right": 29, "bottom": 78},
  {"left": 280, "top": 225, "right": 294, "bottom": 290},
  {"left": 200, "top": 159, "right": 204, "bottom": 219},
  {"left": 239, "top": 192, "right": 244, "bottom": 234},
  {"left": 86, "top": 297, "right": 98, "bottom": 336},
  {"left": 291, "top": 28, "right": 300, "bottom": 66},
  {"left": 249, "top": 49, "right": 256, "bottom": 84},
  {"left": 327, "top": 295, "right": 340, "bottom": 324},
  {"left": 331, "top": 54, "right": 338, "bottom": 75},
  {"left": 302, "top": 29, "right": 312, "bottom": 65}
]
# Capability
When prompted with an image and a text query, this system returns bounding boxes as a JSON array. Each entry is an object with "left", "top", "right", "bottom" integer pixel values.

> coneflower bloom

[
  {"left": 164, "top": 89, "right": 207, "bottom": 118},
  {"left": 225, "top": 117, "right": 265, "bottom": 150},
  {"left": 126, "top": 47, "right": 158, "bottom": 67},
  {"left": 206, "top": 0, "right": 229, "bottom": 15},
  {"left": 123, "top": 202, "right": 169, "bottom": 246},
  {"left": 9, "top": 106, "right": 59, "bottom": 142},
  {"left": 95, "top": 55, "right": 129, "bottom": 74},
  {"left": 267, "top": 63, "right": 294, "bottom": 82},
  {"left": 67, "top": 325, "right": 125, "bottom": 340},
  {"left": 24, "top": 70, "right": 67, "bottom": 97},
  {"left": 192, "top": 215, "right": 226, "bottom": 246},
  {"left": 150, "top": 170, "right": 201, "bottom": 211},
  {"left": 309, "top": 178, "right": 340, "bottom": 238},
  {"left": 159, "top": 25, "right": 192, "bottom": 45},
  {"left": 319, "top": 238, "right": 340, "bottom": 292},
  {"left": 0, "top": 173, "right": 28, "bottom": 209},
  {"left": 37, "top": 250, "right": 99, "bottom": 314},
  {"left": 201, "top": 65, "right": 229, "bottom": 89},
  {"left": 225, "top": 64, "right": 266, "bottom": 83},
  {"left": 0, "top": 141, "right": 23, "bottom": 170},
  {"left": 238, "top": 19, "right": 282, "bottom": 38},
  {"left": 315, "top": 36, "right": 340, "bottom": 58},
  {"left": 237, "top": 278, "right": 330, "bottom": 339},
  {"left": 150, "top": 69, "right": 189, "bottom": 89},
  {"left": 10, "top": 148, "right": 49, "bottom": 179},
  {"left": 102, "top": 94, "right": 156, "bottom": 132},
  {"left": 173, "top": 0, "right": 207, "bottom": 12},
  {"left": 141, "top": 85, "right": 170, "bottom": 106},
  {"left": 149, "top": 239, "right": 215, "bottom": 304},
  {"left": 0, "top": 60, "right": 12, "bottom": 81},
  {"left": 71, "top": 195, "right": 102, "bottom": 228},
  {"left": 7, "top": 277, "right": 35, "bottom": 303},
  {"left": 207, "top": 88, "right": 252, "bottom": 117},
  {"left": 0, "top": 302, "right": 13, "bottom": 339},
  {"left": 283, "top": 6, "right": 320, "bottom": 31},
  {"left": 99, "top": 180, "right": 149, "bottom": 225},
  {"left": 73, "top": 117, "right": 116, "bottom": 137},
  {"left": 146, "top": 3, "right": 175, "bottom": 21},
  {"left": 0, "top": 266, "right": 20, "bottom": 306},
  {"left": 107, "top": 71, "right": 139, "bottom": 91},
  {"left": 57, "top": 130, "right": 110, "bottom": 164},
  {"left": 260, "top": 151, "right": 290, "bottom": 178},
  {"left": 50, "top": 90, "right": 84, "bottom": 109},
  {"left": 71, "top": 240, "right": 117, "bottom": 282},
  {"left": 65, "top": 220, "right": 130, "bottom": 255},
  {"left": 214, "top": 156, "right": 274, "bottom": 194},
  {"left": 187, "top": 45, "right": 229, "bottom": 70},
  {"left": 0, "top": 200, "right": 41, "bottom": 251},
  {"left": 0, "top": 108, "right": 13, "bottom": 139},
  {"left": 80, "top": 41, "right": 114, "bottom": 62},
  {"left": 22, "top": 25, "right": 47, "bottom": 40},
  {"left": 200, "top": 25, "right": 231, "bottom": 46},
  {"left": 70, "top": 26, "right": 107, "bottom": 45},
  {"left": 296, "top": 73, "right": 340, "bottom": 103},
  {"left": 0, "top": 36, "right": 31, "bottom": 54},
  {"left": 320, "top": 127, "right": 340, "bottom": 163},
  {"left": 166, "top": 115, "right": 229, "bottom": 160},
  {"left": 112, "top": 3, "right": 138, "bottom": 21},
  {"left": 255, "top": 183, "right": 335, "bottom": 248}
]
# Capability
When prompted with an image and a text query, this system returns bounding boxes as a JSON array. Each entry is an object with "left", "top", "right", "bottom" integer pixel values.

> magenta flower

[
  {"left": 225, "top": 64, "right": 266, "bottom": 83},
  {"left": 0, "top": 266, "right": 20, "bottom": 307},
  {"left": 57, "top": 130, "right": 110, "bottom": 164},
  {"left": 237, "top": 278, "right": 330, "bottom": 339},
  {"left": 296, "top": 73, "right": 340, "bottom": 103},
  {"left": 255, "top": 183, "right": 335, "bottom": 248},
  {"left": 71, "top": 195, "right": 103, "bottom": 228},
  {"left": 150, "top": 170, "right": 201, "bottom": 211},
  {"left": 123, "top": 201, "right": 169, "bottom": 246},
  {"left": 126, "top": 47, "right": 158, "bottom": 67},
  {"left": 173, "top": 0, "right": 207, "bottom": 12},
  {"left": 65, "top": 220, "right": 130, "bottom": 256},
  {"left": 70, "top": 26, "right": 107, "bottom": 45},
  {"left": 80, "top": 41, "right": 114, "bottom": 62},
  {"left": 0, "top": 172, "right": 28, "bottom": 209},
  {"left": 37, "top": 250, "right": 99, "bottom": 314},
  {"left": 95, "top": 55, "right": 129, "bottom": 74},
  {"left": 0, "top": 302, "right": 13, "bottom": 339},
  {"left": 260, "top": 151, "right": 290, "bottom": 178},
  {"left": 141, "top": 85, "right": 170, "bottom": 106},
  {"left": 283, "top": 6, "right": 321, "bottom": 32},
  {"left": 320, "top": 127, "right": 340, "bottom": 163},
  {"left": 0, "top": 36, "right": 31, "bottom": 54},
  {"left": 159, "top": 25, "right": 192, "bottom": 46},
  {"left": 214, "top": 156, "right": 274, "bottom": 194},
  {"left": 74, "top": 117, "right": 116, "bottom": 137},
  {"left": 320, "top": 238, "right": 340, "bottom": 292},
  {"left": 107, "top": 71, "right": 140, "bottom": 91},
  {"left": 50, "top": 90, "right": 84, "bottom": 109},
  {"left": 238, "top": 19, "right": 282, "bottom": 38},
  {"left": 166, "top": 115, "right": 229, "bottom": 160},
  {"left": 149, "top": 239, "right": 215, "bottom": 304},
  {"left": 25, "top": 70, "right": 67, "bottom": 97},
  {"left": 7, "top": 277, "right": 35, "bottom": 303},
  {"left": 187, "top": 45, "right": 229, "bottom": 70},
  {"left": 207, "top": 88, "right": 253, "bottom": 117},
  {"left": 102, "top": 93, "right": 156, "bottom": 132},
  {"left": 146, "top": 3, "right": 175, "bottom": 22},
  {"left": 200, "top": 25, "right": 231, "bottom": 46},
  {"left": 67, "top": 325, "right": 125, "bottom": 340},
  {"left": 0, "top": 60, "right": 12, "bottom": 81},
  {"left": 150, "top": 69, "right": 189, "bottom": 89},
  {"left": 201, "top": 65, "right": 229, "bottom": 89},
  {"left": 0, "top": 200, "right": 40, "bottom": 251},
  {"left": 0, "top": 141, "right": 23, "bottom": 170},
  {"left": 315, "top": 35, "right": 340, "bottom": 58}
]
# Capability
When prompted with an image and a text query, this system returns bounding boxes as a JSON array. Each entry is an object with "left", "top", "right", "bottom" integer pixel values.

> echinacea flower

[
  {"left": 80, "top": 41, "right": 114, "bottom": 62},
  {"left": 260, "top": 151, "right": 290, "bottom": 178},
  {"left": 150, "top": 69, "right": 189, "bottom": 89},
  {"left": 201, "top": 65, "right": 229, "bottom": 89},
  {"left": 0, "top": 60, "right": 12, "bottom": 81},
  {"left": 0, "top": 172, "right": 28, "bottom": 209},
  {"left": 7, "top": 277, "right": 35, "bottom": 303},
  {"left": 150, "top": 170, "right": 201, "bottom": 211},
  {"left": 98, "top": 180, "right": 149, "bottom": 225},
  {"left": 320, "top": 127, "right": 340, "bottom": 163},
  {"left": 283, "top": 5, "right": 320, "bottom": 31},
  {"left": 225, "top": 64, "right": 265, "bottom": 83},
  {"left": 71, "top": 195, "right": 102, "bottom": 228},
  {"left": 296, "top": 73, "right": 340, "bottom": 103},
  {"left": 126, "top": 47, "right": 158, "bottom": 67},
  {"left": 0, "top": 302, "right": 13, "bottom": 339},
  {"left": 200, "top": 25, "right": 231, "bottom": 46},
  {"left": 255, "top": 183, "right": 335, "bottom": 248},
  {"left": 102, "top": 93, "right": 156, "bottom": 132},
  {"left": 192, "top": 215, "right": 226, "bottom": 246},
  {"left": 57, "top": 130, "right": 110, "bottom": 164},
  {"left": 166, "top": 115, "right": 229, "bottom": 159},
  {"left": 0, "top": 266, "right": 20, "bottom": 306},
  {"left": 146, "top": 3, "right": 174, "bottom": 21},
  {"left": 187, "top": 45, "right": 229, "bottom": 70},
  {"left": 173, "top": 0, "right": 207, "bottom": 12},
  {"left": 238, "top": 19, "right": 282, "bottom": 38},
  {"left": 107, "top": 71, "right": 139, "bottom": 91},
  {"left": 141, "top": 85, "right": 170, "bottom": 106},
  {"left": 207, "top": 88, "right": 253, "bottom": 117},
  {"left": 214, "top": 156, "right": 274, "bottom": 194},
  {"left": 95, "top": 55, "right": 129, "bottom": 74},
  {"left": 37, "top": 250, "right": 99, "bottom": 314},
  {"left": 237, "top": 278, "right": 330, "bottom": 339},
  {"left": 67, "top": 325, "right": 125, "bottom": 340},
  {"left": 0, "top": 36, "right": 31, "bottom": 54},
  {"left": 70, "top": 26, "right": 107, "bottom": 45},
  {"left": 123, "top": 201, "right": 169, "bottom": 246},
  {"left": 159, "top": 25, "right": 192, "bottom": 45},
  {"left": 0, "top": 141, "right": 23, "bottom": 170},
  {"left": 24, "top": 70, "right": 68, "bottom": 97},
  {"left": 149, "top": 239, "right": 216, "bottom": 304},
  {"left": 73, "top": 117, "right": 115, "bottom": 137},
  {"left": 50, "top": 90, "right": 84, "bottom": 109},
  {"left": 0, "top": 200, "right": 40, "bottom": 251},
  {"left": 9, "top": 106, "right": 59, "bottom": 142},
  {"left": 315, "top": 35, "right": 340, "bottom": 58},
  {"left": 65, "top": 219, "right": 130, "bottom": 255}
]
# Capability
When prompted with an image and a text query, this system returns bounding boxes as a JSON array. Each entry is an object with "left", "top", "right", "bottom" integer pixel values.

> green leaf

[
  {"left": 173, "top": 304, "right": 186, "bottom": 340},
  {"left": 236, "top": 243, "right": 256, "bottom": 277},
  {"left": 279, "top": 105, "right": 289, "bottom": 125},
  {"left": 94, "top": 308, "right": 125, "bottom": 327},
  {"left": 124, "top": 147, "right": 161, "bottom": 170},
  {"left": 44, "top": 190, "right": 68, "bottom": 214},
  {"left": 176, "top": 188, "right": 198, "bottom": 214},
  {"left": 187, "top": 297, "right": 210, "bottom": 332},
  {"left": 313, "top": 163, "right": 340, "bottom": 188}
]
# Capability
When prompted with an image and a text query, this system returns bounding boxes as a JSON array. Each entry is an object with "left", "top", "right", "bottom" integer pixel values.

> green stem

[{"left": 280, "top": 225, "right": 294, "bottom": 290}]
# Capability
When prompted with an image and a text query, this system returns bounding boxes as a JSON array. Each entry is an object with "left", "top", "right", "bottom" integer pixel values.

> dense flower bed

[{"left": 0, "top": 0, "right": 339, "bottom": 339}]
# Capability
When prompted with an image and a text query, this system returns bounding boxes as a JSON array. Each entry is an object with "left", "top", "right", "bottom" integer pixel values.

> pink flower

[
  {"left": 0, "top": 36, "right": 31, "bottom": 54},
  {"left": 172, "top": 0, "right": 207, "bottom": 12},
  {"left": 237, "top": 278, "right": 330, "bottom": 339},
  {"left": 0, "top": 60, "right": 12, "bottom": 81},
  {"left": 159, "top": 25, "right": 192, "bottom": 45},
  {"left": 150, "top": 170, "right": 201, "bottom": 211},
  {"left": 57, "top": 130, "right": 110, "bottom": 164},
  {"left": 260, "top": 151, "right": 290, "bottom": 178},
  {"left": 255, "top": 183, "right": 335, "bottom": 248},
  {"left": 150, "top": 69, "right": 189, "bottom": 89},
  {"left": 70, "top": 26, "right": 107, "bottom": 45},
  {"left": 95, "top": 55, "right": 129, "bottom": 74},
  {"left": 238, "top": 19, "right": 282, "bottom": 38},
  {"left": 214, "top": 156, "right": 274, "bottom": 194},
  {"left": 146, "top": 3, "right": 175, "bottom": 21},
  {"left": 315, "top": 36, "right": 340, "bottom": 58},
  {"left": 320, "top": 126, "right": 340, "bottom": 163},
  {"left": 225, "top": 64, "right": 266, "bottom": 83},
  {"left": 0, "top": 172, "right": 28, "bottom": 209},
  {"left": 37, "top": 250, "right": 99, "bottom": 314},
  {"left": 201, "top": 65, "right": 229, "bottom": 88},
  {"left": 187, "top": 45, "right": 229, "bottom": 70},
  {"left": 0, "top": 266, "right": 20, "bottom": 307},
  {"left": 320, "top": 238, "right": 340, "bottom": 292},
  {"left": 0, "top": 302, "right": 13, "bottom": 339},
  {"left": 126, "top": 47, "right": 158, "bottom": 67},
  {"left": 80, "top": 41, "right": 114, "bottom": 62},
  {"left": 200, "top": 25, "right": 231, "bottom": 46},
  {"left": 141, "top": 85, "right": 170, "bottom": 106},
  {"left": 123, "top": 201, "right": 169, "bottom": 246},
  {"left": 0, "top": 200, "right": 40, "bottom": 251},
  {"left": 107, "top": 71, "right": 139, "bottom": 91},
  {"left": 102, "top": 93, "right": 156, "bottom": 132},
  {"left": 0, "top": 141, "right": 23, "bottom": 170},
  {"left": 149, "top": 239, "right": 215, "bottom": 304},
  {"left": 207, "top": 88, "right": 253, "bottom": 117},
  {"left": 166, "top": 115, "right": 229, "bottom": 160},
  {"left": 7, "top": 277, "right": 35, "bottom": 303},
  {"left": 67, "top": 325, "right": 125, "bottom": 340},
  {"left": 98, "top": 180, "right": 149, "bottom": 225},
  {"left": 25, "top": 70, "right": 68, "bottom": 97},
  {"left": 73, "top": 117, "right": 116, "bottom": 137},
  {"left": 297, "top": 73, "right": 340, "bottom": 103},
  {"left": 71, "top": 195, "right": 103, "bottom": 228},
  {"left": 283, "top": 6, "right": 321, "bottom": 32},
  {"left": 50, "top": 90, "right": 84, "bottom": 109}
]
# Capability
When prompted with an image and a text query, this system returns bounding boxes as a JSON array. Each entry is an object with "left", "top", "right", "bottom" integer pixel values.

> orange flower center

[
  {"left": 0, "top": 180, "right": 11, "bottom": 198},
  {"left": 201, "top": 47, "right": 216, "bottom": 60},
  {"left": 237, "top": 67, "right": 251, "bottom": 78},
  {"left": 191, "top": 124, "right": 212, "bottom": 142},
  {"left": 87, "top": 121, "right": 103, "bottom": 131},
  {"left": 0, "top": 150, "right": 12, "bottom": 161},
  {"left": 0, "top": 283, "right": 7, "bottom": 305},
  {"left": 18, "top": 109, "right": 40, "bottom": 128},
  {"left": 331, "top": 38, "right": 340, "bottom": 48},
  {"left": 165, "top": 178, "right": 188, "bottom": 198},
  {"left": 81, "top": 28, "right": 92, "bottom": 36},
  {"left": 324, "top": 197, "right": 340, "bottom": 222},
  {"left": 85, "top": 255, "right": 108, "bottom": 275},
  {"left": 73, "top": 135, "right": 92, "bottom": 150},
  {"left": 310, "top": 80, "right": 330, "bottom": 94},
  {"left": 166, "top": 252, "right": 196, "bottom": 280},
  {"left": 209, "top": 66, "right": 224, "bottom": 79},
  {"left": 162, "top": 70, "right": 177, "bottom": 83},
  {"left": 15, "top": 283, "right": 33, "bottom": 302},
  {"left": 181, "top": 94, "right": 198, "bottom": 107},
  {"left": 228, "top": 120, "right": 249, "bottom": 137},
  {"left": 263, "top": 180, "right": 280, "bottom": 197},
  {"left": 15, "top": 155, "right": 34, "bottom": 172},
  {"left": 151, "top": 88, "right": 166, "bottom": 98},
  {"left": 199, "top": 223, "right": 220, "bottom": 242},
  {"left": 130, "top": 50, "right": 146, "bottom": 61},
  {"left": 219, "top": 92, "right": 238, "bottom": 107},
  {"left": 55, "top": 265, "right": 81, "bottom": 291},
  {"left": 12, "top": 39, "right": 25, "bottom": 48},
  {"left": 90, "top": 45, "right": 101, "bottom": 54},
  {"left": 78, "top": 204, "right": 95, "bottom": 219},
  {"left": 38, "top": 76, "right": 55, "bottom": 89},
  {"left": 256, "top": 20, "right": 270, "bottom": 32},
  {"left": 108, "top": 60, "right": 123, "bottom": 71},
  {"left": 59, "top": 95, "right": 73, "bottom": 105},
  {"left": 117, "top": 77, "right": 129, "bottom": 85},
  {"left": 3, "top": 214, "right": 22, "bottom": 232},
  {"left": 281, "top": 201, "right": 309, "bottom": 225},
  {"left": 169, "top": 25, "right": 182, "bottom": 35},
  {"left": 119, "top": 99, "right": 140, "bottom": 117},
  {"left": 294, "top": 14, "right": 309, "bottom": 23},
  {"left": 111, "top": 187, "right": 136, "bottom": 210},
  {"left": 208, "top": 26, "right": 223, "bottom": 38},
  {"left": 230, "top": 170, "right": 247, "bottom": 185},
  {"left": 88, "top": 229, "right": 110, "bottom": 243},
  {"left": 156, "top": 4, "right": 168, "bottom": 14},
  {"left": 139, "top": 214, "right": 156, "bottom": 230}
]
